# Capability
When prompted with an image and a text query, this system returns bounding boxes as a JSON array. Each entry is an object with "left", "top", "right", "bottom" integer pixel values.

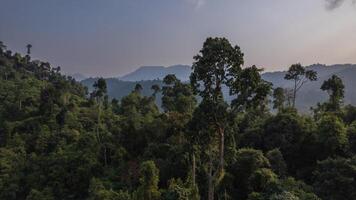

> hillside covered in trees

[{"left": 1, "top": 38, "right": 356, "bottom": 200}]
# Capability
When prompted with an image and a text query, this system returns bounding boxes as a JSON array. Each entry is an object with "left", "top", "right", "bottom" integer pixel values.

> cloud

[
  {"left": 325, "top": 0, "right": 356, "bottom": 10},
  {"left": 325, "top": 0, "right": 346, "bottom": 10},
  {"left": 185, "top": 0, "right": 206, "bottom": 9}
]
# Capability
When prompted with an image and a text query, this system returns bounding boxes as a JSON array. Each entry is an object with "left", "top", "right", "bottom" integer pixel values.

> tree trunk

[
  {"left": 218, "top": 127, "right": 224, "bottom": 173},
  {"left": 207, "top": 126, "right": 225, "bottom": 200},
  {"left": 63, "top": 93, "right": 68, "bottom": 105},
  {"left": 293, "top": 79, "right": 297, "bottom": 108},
  {"left": 96, "top": 100, "right": 101, "bottom": 143},
  {"left": 192, "top": 152, "right": 196, "bottom": 185},
  {"left": 208, "top": 155, "right": 214, "bottom": 200}
]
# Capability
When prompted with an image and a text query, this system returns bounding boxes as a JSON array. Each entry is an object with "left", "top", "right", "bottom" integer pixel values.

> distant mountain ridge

[
  {"left": 262, "top": 64, "right": 356, "bottom": 111},
  {"left": 81, "top": 64, "right": 356, "bottom": 112},
  {"left": 119, "top": 65, "right": 191, "bottom": 81},
  {"left": 262, "top": 64, "right": 356, "bottom": 88},
  {"left": 66, "top": 73, "right": 87, "bottom": 81}
]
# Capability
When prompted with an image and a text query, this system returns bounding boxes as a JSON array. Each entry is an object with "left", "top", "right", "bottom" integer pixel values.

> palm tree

[{"left": 26, "top": 44, "right": 32, "bottom": 55}]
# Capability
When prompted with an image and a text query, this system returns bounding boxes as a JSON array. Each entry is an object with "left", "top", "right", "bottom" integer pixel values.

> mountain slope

[
  {"left": 263, "top": 64, "right": 356, "bottom": 111},
  {"left": 82, "top": 64, "right": 356, "bottom": 112},
  {"left": 82, "top": 78, "right": 163, "bottom": 100},
  {"left": 67, "top": 73, "right": 87, "bottom": 81},
  {"left": 119, "top": 65, "right": 191, "bottom": 81}
]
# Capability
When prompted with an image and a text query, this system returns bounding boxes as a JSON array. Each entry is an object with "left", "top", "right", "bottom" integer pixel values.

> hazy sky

[{"left": 1, "top": 0, "right": 356, "bottom": 77}]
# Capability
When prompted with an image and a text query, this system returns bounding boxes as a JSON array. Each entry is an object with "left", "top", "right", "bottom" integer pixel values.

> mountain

[
  {"left": 82, "top": 78, "right": 163, "bottom": 100},
  {"left": 67, "top": 73, "right": 87, "bottom": 81},
  {"left": 81, "top": 78, "right": 165, "bottom": 108},
  {"left": 119, "top": 65, "right": 191, "bottom": 81},
  {"left": 262, "top": 64, "right": 356, "bottom": 111},
  {"left": 81, "top": 64, "right": 356, "bottom": 112}
]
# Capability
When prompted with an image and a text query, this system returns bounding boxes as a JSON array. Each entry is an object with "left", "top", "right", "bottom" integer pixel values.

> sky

[{"left": 1, "top": 0, "right": 356, "bottom": 77}]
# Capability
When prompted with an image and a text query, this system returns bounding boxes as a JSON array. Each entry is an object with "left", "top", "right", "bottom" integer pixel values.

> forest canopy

[{"left": 1, "top": 38, "right": 356, "bottom": 200}]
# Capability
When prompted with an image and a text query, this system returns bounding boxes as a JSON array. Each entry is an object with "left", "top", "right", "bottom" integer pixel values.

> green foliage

[
  {"left": 93, "top": 78, "right": 107, "bottom": 98},
  {"left": 272, "top": 87, "right": 285, "bottom": 110},
  {"left": 313, "top": 157, "right": 356, "bottom": 200},
  {"left": 248, "top": 178, "right": 320, "bottom": 200},
  {"left": 321, "top": 75, "right": 345, "bottom": 111},
  {"left": 229, "top": 148, "right": 271, "bottom": 199},
  {"left": 263, "top": 111, "right": 318, "bottom": 178},
  {"left": 190, "top": 37, "right": 272, "bottom": 200},
  {"left": 119, "top": 89, "right": 160, "bottom": 156},
  {"left": 266, "top": 149, "right": 287, "bottom": 178},
  {"left": 134, "top": 161, "right": 161, "bottom": 200},
  {"left": 134, "top": 83, "right": 143, "bottom": 93},
  {"left": 229, "top": 65, "right": 272, "bottom": 111},
  {"left": 88, "top": 178, "right": 131, "bottom": 200},
  {"left": 248, "top": 168, "right": 278, "bottom": 192},
  {"left": 342, "top": 105, "right": 356, "bottom": 124},
  {"left": 0, "top": 39, "right": 354, "bottom": 200},
  {"left": 0, "top": 147, "right": 26, "bottom": 199},
  {"left": 284, "top": 63, "right": 317, "bottom": 107},
  {"left": 26, "top": 189, "right": 54, "bottom": 200},
  {"left": 347, "top": 121, "right": 356, "bottom": 154},
  {"left": 151, "top": 84, "right": 161, "bottom": 97},
  {"left": 162, "top": 178, "right": 200, "bottom": 200},
  {"left": 268, "top": 191, "right": 299, "bottom": 200},
  {"left": 190, "top": 37, "right": 244, "bottom": 101},
  {"left": 317, "top": 114, "right": 347, "bottom": 158},
  {"left": 162, "top": 74, "right": 196, "bottom": 113}
]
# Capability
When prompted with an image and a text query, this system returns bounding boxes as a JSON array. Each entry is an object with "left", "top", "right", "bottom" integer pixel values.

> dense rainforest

[{"left": 1, "top": 38, "right": 356, "bottom": 200}]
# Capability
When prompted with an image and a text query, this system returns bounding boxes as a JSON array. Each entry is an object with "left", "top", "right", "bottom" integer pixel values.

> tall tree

[
  {"left": 228, "top": 65, "right": 272, "bottom": 112},
  {"left": 190, "top": 37, "right": 271, "bottom": 200},
  {"left": 91, "top": 78, "right": 108, "bottom": 165},
  {"left": 284, "top": 64, "right": 317, "bottom": 108},
  {"left": 92, "top": 78, "right": 107, "bottom": 99},
  {"left": 190, "top": 37, "right": 244, "bottom": 200},
  {"left": 134, "top": 83, "right": 143, "bottom": 93},
  {"left": 321, "top": 75, "right": 345, "bottom": 112},
  {"left": 190, "top": 37, "right": 270, "bottom": 200},
  {"left": 26, "top": 44, "right": 32, "bottom": 55},
  {"left": 151, "top": 84, "right": 161, "bottom": 98},
  {"left": 272, "top": 87, "right": 285, "bottom": 111},
  {"left": 162, "top": 74, "right": 196, "bottom": 113}
]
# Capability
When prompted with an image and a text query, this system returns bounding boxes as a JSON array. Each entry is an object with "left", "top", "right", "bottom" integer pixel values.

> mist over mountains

[{"left": 81, "top": 63, "right": 356, "bottom": 112}]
